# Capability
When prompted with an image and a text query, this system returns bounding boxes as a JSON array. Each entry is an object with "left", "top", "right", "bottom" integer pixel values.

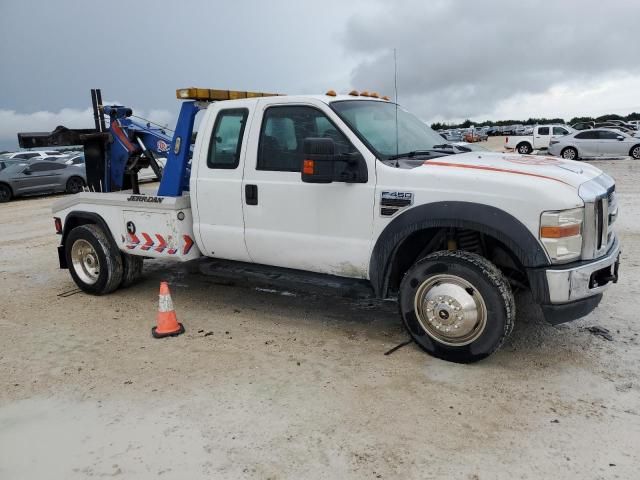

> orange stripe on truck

[{"left": 423, "top": 161, "right": 572, "bottom": 186}]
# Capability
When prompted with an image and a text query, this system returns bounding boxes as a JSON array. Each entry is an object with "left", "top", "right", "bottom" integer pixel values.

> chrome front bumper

[{"left": 545, "top": 236, "right": 620, "bottom": 304}]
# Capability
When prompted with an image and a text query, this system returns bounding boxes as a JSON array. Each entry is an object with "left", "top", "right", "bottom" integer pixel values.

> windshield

[{"left": 331, "top": 100, "right": 446, "bottom": 159}]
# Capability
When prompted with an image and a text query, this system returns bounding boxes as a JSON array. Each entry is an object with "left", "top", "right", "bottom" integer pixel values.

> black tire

[
  {"left": 399, "top": 251, "right": 515, "bottom": 363},
  {"left": 561, "top": 147, "right": 578, "bottom": 160},
  {"left": 0, "top": 183, "right": 12, "bottom": 203},
  {"left": 120, "top": 253, "right": 144, "bottom": 288},
  {"left": 66, "top": 176, "right": 85, "bottom": 194},
  {"left": 65, "top": 224, "right": 123, "bottom": 295},
  {"left": 630, "top": 145, "right": 640, "bottom": 160},
  {"left": 516, "top": 142, "right": 532, "bottom": 154}
]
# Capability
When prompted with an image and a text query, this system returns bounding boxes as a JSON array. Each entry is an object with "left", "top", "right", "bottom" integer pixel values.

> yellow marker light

[
  {"left": 325, "top": 90, "right": 337, "bottom": 96},
  {"left": 360, "top": 90, "right": 370, "bottom": 97},
  {"left": 370, "top": 92, "right": 379, "bottom": 98},
  {"left": 540, "top": 224, "right": 581, "bottom": 239},
  {"left": 348, "top": 90, "right": 359, "bottom": 96},
  {"left": 381, "top": 95, "right": 390, "bottom": 101},
  {"left": 175, "top": 88, "right": 282, "bottom": 101}
]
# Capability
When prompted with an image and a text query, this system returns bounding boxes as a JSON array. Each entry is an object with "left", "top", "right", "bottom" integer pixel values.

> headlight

[{"left": 540, "top": 208, "right": 583, "bottom": 262}]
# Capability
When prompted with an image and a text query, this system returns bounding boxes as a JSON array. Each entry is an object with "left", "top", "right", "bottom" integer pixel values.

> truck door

[
  {"left": 191, "top": 102, "right": 254, "bottom": 262},
  {"left": 534, "top": 126, "right": 551, "bottom": 149},
  {"left": 241, "top": 101, "right": 376, "bottom": 279}
]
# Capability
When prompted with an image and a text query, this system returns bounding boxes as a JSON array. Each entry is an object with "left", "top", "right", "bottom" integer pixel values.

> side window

[
  {"left": 30, "top": 162, "right": 65, "bottom": 172},
  {"left": 257, "top": 106, "right": 356, "bottom": 172},
  {"left": 207, "top": 109, "right": 248, "bottom": 169},
  {"left": 575, "top": 131, "right": 598, "bottom": 140},
  {"left": 537, "top": 127, "right": 550, "bottom": 135},
  {"left": 598, "top": 130, "right": 619, "bottom": 140},
  {"left": 553, "top": 127, "right": 568, "bottom": 135}
]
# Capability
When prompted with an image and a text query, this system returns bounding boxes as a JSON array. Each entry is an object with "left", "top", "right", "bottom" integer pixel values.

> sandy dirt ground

[{"left": 0, "top": 138, "right": 638, "bottom": 479}]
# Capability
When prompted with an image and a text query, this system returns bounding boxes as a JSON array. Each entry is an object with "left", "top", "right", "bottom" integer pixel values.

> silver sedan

[
  {"left": 0, "top": 160, "right": 86, "bottom": 203},
  {"left": 548, "top": 128, "right": 640, "bottom": 160}
]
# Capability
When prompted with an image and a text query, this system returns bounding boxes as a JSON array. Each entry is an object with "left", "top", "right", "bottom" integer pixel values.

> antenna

[{"left": 394, "top": 48, "right": 399, "bottom": 168}]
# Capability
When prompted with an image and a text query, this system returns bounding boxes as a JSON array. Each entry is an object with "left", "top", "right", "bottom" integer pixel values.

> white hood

[{"left": 422, "top": 152, "right": 603, "bottom": 189}]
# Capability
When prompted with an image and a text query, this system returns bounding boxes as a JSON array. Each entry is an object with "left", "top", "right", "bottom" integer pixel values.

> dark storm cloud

[{"left": 344, "top": 0, "right": 640, "bottom": 119}]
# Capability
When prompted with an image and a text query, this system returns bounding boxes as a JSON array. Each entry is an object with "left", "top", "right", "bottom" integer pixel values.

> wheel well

[
  {"left": 0, "top": 181, "right": 13, "bottom": 194},
  {"left": 629, "top": 144, "right": 640, "bottom": 157},
  {"left": 61, "top": 212, "right": 116, "bottom": 250},
  {"left": 66, "top": 175, "right": 85, "bottom": 185},
  {"left": 516, "top": 141, "right": 531, "bottom": 150},
  {"left": 386, "top": 227, "right": 528, "bottom": 296}
]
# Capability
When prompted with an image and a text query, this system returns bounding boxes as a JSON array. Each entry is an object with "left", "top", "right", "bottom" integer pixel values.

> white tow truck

[
  {"left": 49, "top": 88, "right": 620, "bottom": 363},
  {"left": 505, "top": 124, "right": 574, "bottom": 154}
]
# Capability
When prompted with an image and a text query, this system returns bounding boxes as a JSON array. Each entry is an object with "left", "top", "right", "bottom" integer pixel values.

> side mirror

[
  {"left": 23, "top": 167, "right": 32, "bottom": 175},
  {"left": 617, "top": 135, "right": 624, "bottom": 141},
  {"left": 301, "top": 137, "right": 335, "bottom": 183}
]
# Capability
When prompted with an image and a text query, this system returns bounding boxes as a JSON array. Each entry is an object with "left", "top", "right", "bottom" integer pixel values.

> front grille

[
  {"left": 596, "top": 199, "right": 604, "bottom": 250},
  {"left": 578, "top": 174, "right": 616, "bottom": 260}
]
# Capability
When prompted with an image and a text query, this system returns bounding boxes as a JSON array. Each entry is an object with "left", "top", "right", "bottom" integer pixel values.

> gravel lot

[{"left": 1, "top": 139, "right": 638, "bottom": 479}]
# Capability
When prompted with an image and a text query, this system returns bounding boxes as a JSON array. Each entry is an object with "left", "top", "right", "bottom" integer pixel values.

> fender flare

[
  {"left": 58, "top": 211, "right": 119, "bottom": 268},
  {"left": 369, "top": 201, "right": 550, "bottom": 297}
]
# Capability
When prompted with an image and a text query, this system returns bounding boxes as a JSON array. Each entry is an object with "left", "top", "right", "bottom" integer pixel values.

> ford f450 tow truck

[{"left": 21, "top": 88, "right": 620, "bottom": 363}]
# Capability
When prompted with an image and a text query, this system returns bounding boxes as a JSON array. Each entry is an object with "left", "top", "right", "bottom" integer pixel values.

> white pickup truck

[
  {"left": 505, "top": 124, "right": 574, "bottom": 154},
  {"left": 51, "top": 90, "right": 620, "bottom": 363}
]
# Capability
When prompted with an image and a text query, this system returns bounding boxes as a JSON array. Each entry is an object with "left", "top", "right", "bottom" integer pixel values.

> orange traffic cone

[{"left": 152, "top": 281, "right": 185, "bottom": 338}]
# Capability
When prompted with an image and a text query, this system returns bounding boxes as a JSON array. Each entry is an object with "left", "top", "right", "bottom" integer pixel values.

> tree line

[{"left": 431, "top": 112, "right": 640, "bottom": 130}]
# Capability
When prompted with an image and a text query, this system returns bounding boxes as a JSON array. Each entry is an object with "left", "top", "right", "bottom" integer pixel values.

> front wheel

[
  {"left": 0, "top": 184, "right": 12, "bottom": 203},
  {"left": 561, "top": 147, "right": 578, "bottom": 160},
  {"left": 65, "top": 224, "right": 123, "bottom": 295},
  {"left": 66, "top": 176, "right": 85, "bottom": 194},
  {"left": 630, "top": 145, "right": 640, "bottom": 160},
  {"left": 399, "top": 251, "right": 515, "bottom": 363}
]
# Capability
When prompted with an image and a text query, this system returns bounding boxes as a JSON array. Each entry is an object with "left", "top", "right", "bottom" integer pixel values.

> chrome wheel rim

[
  {"left": 632, "top": 147, "right": 640, "bottom": 159},
  {"left": 563, "top": 149, "right": 576, "bottom": 159},
  {"left": 71, "top": 239, "right": 100, "bottom": 285},
  {"left": 414, "top": 274, "right": 487, "bottom": 346},
  {"left": 518, "top": 145, "right": 529, "bottom": 154}
]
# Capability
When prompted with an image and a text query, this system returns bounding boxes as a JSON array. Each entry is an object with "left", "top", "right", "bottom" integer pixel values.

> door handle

[{"left": 245, "top": 184, "right": 258, "bottom": 205}]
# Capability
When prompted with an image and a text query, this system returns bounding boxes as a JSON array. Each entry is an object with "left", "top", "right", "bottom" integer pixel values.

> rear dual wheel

[
  {"left": 66, "top": 224, "right": 143, "bottom": 294},
  {"left": 399, "top": 251, "right": 515, "bottom": 363}
]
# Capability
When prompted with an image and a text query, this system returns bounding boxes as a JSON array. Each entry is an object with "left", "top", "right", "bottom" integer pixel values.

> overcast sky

[{"left": 1, "top": 0, "right": 640, "bottom": 150}]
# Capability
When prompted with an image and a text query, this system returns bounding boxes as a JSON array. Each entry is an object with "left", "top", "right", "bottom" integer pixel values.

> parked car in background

[
  {"left": 5, "top": 150, "right": 66, "bottom": 160},
  {"left": 0, "top": 160, "right": 87, "bottom": 202},
  {"left": 628, "top": 120, "right": 640, "bottom": 130},
  {"left": 505, "top": 124, "right": 573, "bottom": 153},
  {"left": 570, "top": 121, "right": 595, "bottom": 131},
  {"left": 548, "top": 128, "right": 640, "bottom": 160},
  {"left": 58, "top": 154, "right": 86, "bottom": 167},
  {"left": 594, "top": 123, "right": 637, "bottom": 136}
]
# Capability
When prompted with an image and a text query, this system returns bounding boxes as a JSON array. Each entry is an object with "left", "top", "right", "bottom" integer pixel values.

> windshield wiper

[{"left": 387, "top": 149, "right": 453, "bottom": 160}]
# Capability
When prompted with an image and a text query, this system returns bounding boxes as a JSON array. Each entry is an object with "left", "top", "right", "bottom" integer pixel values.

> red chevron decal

[
  {"left": 141, "top": 232, "right": 154, "bottom": 251},
  {"left": 155, "top": 234, "right": 167, "bottom": 252},
  {"left": 182, "top": 235, "right": 194, "bottom": 255},
  {"left": 127, "top": 233, "right": 140, "bottom": 249}
]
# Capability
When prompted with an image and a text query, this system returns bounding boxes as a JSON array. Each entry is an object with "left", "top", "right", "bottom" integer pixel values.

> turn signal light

[
  {"left": 303, "top": 159, "right": 315, "bottom": 175},
  {"left": 540, "top": 224, "right": 581, "bottom": 239}
]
